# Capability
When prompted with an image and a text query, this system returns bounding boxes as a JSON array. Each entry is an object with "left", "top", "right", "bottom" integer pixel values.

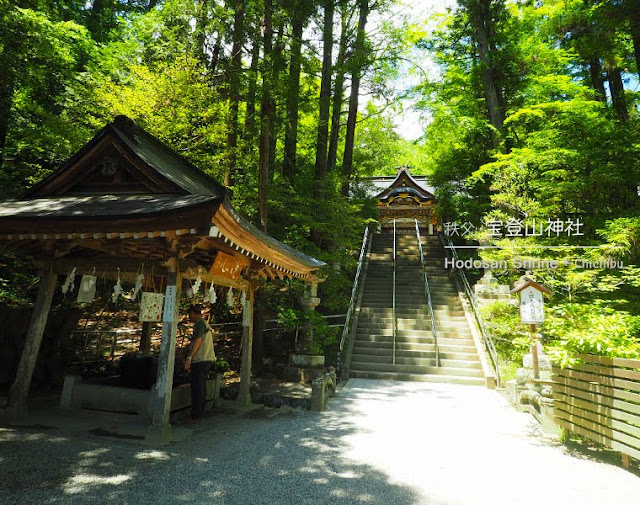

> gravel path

[{"left": 1, "top": 379, "right": 639, "bottom": 505}]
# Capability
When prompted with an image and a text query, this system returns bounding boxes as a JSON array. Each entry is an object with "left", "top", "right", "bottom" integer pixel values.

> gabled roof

[
  {"left": 510, "top": 276, "right": 552, "bottom": 296},
  {"left": 25, "top": 115, "right": 226, "bottom": 198},
  {"left": 0, "top": 116, "right": 324, "bottom": 280},
  {"left": 376, "top": 167, "right": 435, "bottom": 202}
]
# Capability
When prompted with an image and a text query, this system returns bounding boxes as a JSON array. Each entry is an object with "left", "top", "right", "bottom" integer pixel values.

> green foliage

[
  {"left": 544, "top": 303, "right": 640, "bottom": 367},
  {"left": 420, "top": 0, "right": 640, "bottom": 369},
  {"left": 1, "top": 3, "right": 98, "bottom": 197},
  {"left": 481, "top": 301, "right": 530, "bottom": 363},
  {"left": 0, "top": 252, "right": 38, "bottom": 305}
]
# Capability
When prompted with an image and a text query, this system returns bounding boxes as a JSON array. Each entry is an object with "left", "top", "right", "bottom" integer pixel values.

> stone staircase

[{"left": 347, "top": 232, "right": 485, "bottom": 385}]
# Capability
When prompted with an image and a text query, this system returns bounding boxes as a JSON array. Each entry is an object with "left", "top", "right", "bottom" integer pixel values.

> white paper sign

[
  {"left": 520, "top": 286, "right": 544, "bottom": 324},
  {"left": 139, "top": 292, "right": 165, "bottom": 322},
  {"left": 76, "top": 275, "right": 97, "bottom": 303},
  {"left": 163, "top": 285, "right": 177, "bottom": 323}
]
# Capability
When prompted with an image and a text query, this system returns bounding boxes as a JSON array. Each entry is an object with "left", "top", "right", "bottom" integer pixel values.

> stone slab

[{"left": 289, "top": 354, "right": 325, "bottom": 367}]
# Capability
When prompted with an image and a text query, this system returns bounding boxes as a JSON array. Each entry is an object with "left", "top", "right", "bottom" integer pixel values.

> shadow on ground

[{"left": 0, "top": 399, "right": 424, "bottom": 505}]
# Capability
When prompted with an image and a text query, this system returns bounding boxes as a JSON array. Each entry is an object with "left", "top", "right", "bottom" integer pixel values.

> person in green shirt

[{"left": 184, "top": 304, "right": 216, "bottom": 420}]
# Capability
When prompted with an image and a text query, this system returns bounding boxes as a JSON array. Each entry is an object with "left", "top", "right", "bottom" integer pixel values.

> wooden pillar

[
  {"left": 252, "top": 289, "right": 265, "bottom": 376},
  {"left": 140, "top": 322, "right": 153, "bottom": 355},
  {"left": 147, "top": 260, "right": 181, "bottom": 443},
  {"left": 237, "top": 284, "right": 254, "bottom": 406},
  {"left": 5, "top": 260, "right": 57, "bottom": 419},
  {"left": 530, "top": 323, "right": 540, "bottom": 382}
]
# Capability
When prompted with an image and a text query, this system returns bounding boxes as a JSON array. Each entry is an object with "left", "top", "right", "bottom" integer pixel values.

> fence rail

[{"left": 552, "top": 354, "right": 640, "bottom": 464}]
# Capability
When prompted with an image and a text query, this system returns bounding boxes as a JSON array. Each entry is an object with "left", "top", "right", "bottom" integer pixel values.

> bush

[{"left": 543, "top": 303, "right": 640, "bottom": 367}]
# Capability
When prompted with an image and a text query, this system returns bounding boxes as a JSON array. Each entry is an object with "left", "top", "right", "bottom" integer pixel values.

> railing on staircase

[
  {"left": 392, "top": 219, "right": 397, "bottom": 364},
  {"left": 415, "top": 219, "right": 439, "bottom": 367},
  {"left": 337, "top": 224, "right": 372, "bottom": 377},
  {"left": 441, "top": 234, "right": 501, "bottom": 387}
]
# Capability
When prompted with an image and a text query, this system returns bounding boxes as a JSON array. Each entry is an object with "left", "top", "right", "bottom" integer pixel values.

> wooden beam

[
  {"left": 237, "top": 283, "right": 255, "bottom": 406},
  {"left": 4, "top": 260, "right": 58, "bottom": 419},
  {"left": 147, "top": 258, "right": 181, "bottom": 442},
  {"left": 140, "top": 322, "right": 154, "bottom": 355}
]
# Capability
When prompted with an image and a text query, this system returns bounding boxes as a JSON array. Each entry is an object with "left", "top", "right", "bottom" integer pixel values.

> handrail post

[
  {"left": 415, "top": 219, "right": 439, "bottom": 367},
  {"left": 337, "top": 224, "right": 372, "bottom": 377},
  {"left": 392, "top": 219, "right": 397, "bottom": 365},
  {"left": 441, "top": 233, "right": 501, "bottom": 386}
]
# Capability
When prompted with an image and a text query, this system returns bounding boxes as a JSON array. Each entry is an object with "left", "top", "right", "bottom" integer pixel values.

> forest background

[{"left": 2, "top": 0, "right": 640, "bottom": 377}]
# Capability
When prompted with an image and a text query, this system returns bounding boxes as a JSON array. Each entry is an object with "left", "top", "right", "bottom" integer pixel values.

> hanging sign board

[
  {"left": 209, "top": 251, "right": 248, "bottom": 281},
  {"left": 519, "top": 286, "right": 545, "bottom": 324},
  {"left": 139, "top": 292, "right": 165, "bottom": 322},
  {"left": 510, "top": 277, "right": 551, "bottom": 325},
  {"left": 163, "top": 285, "right": 177, "bottom": 323}
]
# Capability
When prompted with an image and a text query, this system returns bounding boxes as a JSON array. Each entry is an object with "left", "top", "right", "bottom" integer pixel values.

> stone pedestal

[
  {"left": 280, "top": 283, "right": 325, "bottom": 383},
  {"left": 474, "top": 271, "right": 513, "bottom": 307},
  {"left": 520, "top": 341, "right": 552, "bottom": 385}
]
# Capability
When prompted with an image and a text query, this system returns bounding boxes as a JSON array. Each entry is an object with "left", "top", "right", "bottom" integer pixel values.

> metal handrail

[
  {"left": 441, "top": 233, "right": 501, "bottom": 386},
  {"left": 337, "top": 224, "right": 372, "bottom": 373},
  {"left": 392, "top": 220, "right": 397, "bottom": 364},
  {"left": 415, "top": 219, "right": 439, "bottom": 367}
]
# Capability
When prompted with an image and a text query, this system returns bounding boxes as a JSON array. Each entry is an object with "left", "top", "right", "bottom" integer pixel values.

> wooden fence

[{"left": 552, "top": 354, "right": 640, "bottom": 466}]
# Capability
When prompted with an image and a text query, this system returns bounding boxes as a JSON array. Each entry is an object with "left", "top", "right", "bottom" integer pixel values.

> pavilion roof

[
  {"left": 376, "top": 167, "right": 436, "bottom": 203},
  {"left": 0, "top": 116, "right": 324, "bottom": 283}
]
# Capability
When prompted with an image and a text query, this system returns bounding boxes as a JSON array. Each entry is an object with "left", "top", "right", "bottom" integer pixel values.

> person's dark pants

[{"left": 190, "top": 360, "right": 213, "bottom": 418}]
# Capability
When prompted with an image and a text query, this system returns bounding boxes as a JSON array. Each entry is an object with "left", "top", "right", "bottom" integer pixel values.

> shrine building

[
  {"left": 0, "top": 116, "right": 325, "bottom": 442},
  {"left": 369, "top": 167, "right": 438, "bottom": 234}
]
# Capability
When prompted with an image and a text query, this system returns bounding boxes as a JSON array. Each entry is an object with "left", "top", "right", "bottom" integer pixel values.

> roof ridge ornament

[{"left": 112, "top": 115, "right": 139, "bottom": 143}]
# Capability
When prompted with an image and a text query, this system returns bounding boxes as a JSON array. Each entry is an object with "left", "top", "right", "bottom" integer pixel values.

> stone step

[
  {"left": 362, "top": 290, "right": 460, "bottom": 299},
  {"left": 366, "top": 282, "right": 454, "bottom": 287},
  {"left": 355, "top": 327, "right": 473, "bottom": 339},
  {"left": 355, "top": 325, "right": 472, "bottom": 335},
  {"left": 359, "top": 305, "right": 466, "bottom": 316},
  {"left": 354, "top": 334, "right": 476, "bottom": 347},
  {"left": 355, "top": 341, "right": 476, "bottom": 354},
  {"left": 348, "top": 361, "right": 484, "bottom": 378},
  {"left": 350, "top": 353, "right": 482, "bottom": 369},
  {"left": 364, "top": 286, "right": 458, "bottom": 294},
  {"left": 347, "top": 370, "right": 485, "bottom": 386},
  {"left": 356, "top": 318, "right": 471, "bottom": 329},
  {"left": 351, "top": 346, "right": 481, "bottom": 361},
  {"left": 359, "top": 304, "right": 465, "bottom": 313}
]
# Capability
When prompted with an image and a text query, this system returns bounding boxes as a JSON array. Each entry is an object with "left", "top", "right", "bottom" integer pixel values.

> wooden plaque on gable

[{"left": 210, "top": 251, "right": 248, "bottom": 281}]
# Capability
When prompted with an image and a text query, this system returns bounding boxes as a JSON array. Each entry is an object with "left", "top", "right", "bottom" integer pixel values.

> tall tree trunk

[
  {"left": 209, "top": 32, "right": 223, "bottom": 77},
  {"left": 627, "top": 2, "right": 640, "bottom": 76},
  {"left": 225, "top": 1, "right": 245, "bottom": 187},
  {"left": 258, "top": 0, "right": 274, "bottom": 231},
  {"left": 195, "top": 0, "right": 208, "bottom": 63},
  {"left": 87, "top": 0, "right": 107, "bottom": 41},
  {"left": 269, "top": 27, "right": 284, "bottom": 180},
  {"left": 313, "top": 0, "right": 335, "bottom": 188},
  {"left": 327, "top": 5, "right": 349, "bottom": 173},
  {"left": 283, "top": 9, "right": 307, "bottom": 183},
  {"left": 589, "top": 57, "right": 607, "bottom": 101},
  {"left": 341, "top": 0, "right": 369, "bottom": 197},
  {"left": 470, "top": 0, "right": 504, "bottom": 143},
  {"left": 0, "top": 71, "right": 14, "bottom": 171},
  {"left": 244, "top": 37, "right": 261, "bottom": 142},
  {"left": 607, "top": 67, "right": 629, "bottom": 122}
]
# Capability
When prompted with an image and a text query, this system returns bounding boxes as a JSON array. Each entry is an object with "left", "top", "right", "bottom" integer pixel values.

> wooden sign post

[{"left": 510, "top": 277, "right": 552, "bottom": 382}]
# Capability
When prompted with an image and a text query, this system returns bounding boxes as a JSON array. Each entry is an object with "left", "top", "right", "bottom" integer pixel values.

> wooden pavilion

[
  {"left": 0, "top": 115, "right": 325, "bottom": 441},
  {"left": 376, "top": 167, "right": 438, "bottom": 233}
]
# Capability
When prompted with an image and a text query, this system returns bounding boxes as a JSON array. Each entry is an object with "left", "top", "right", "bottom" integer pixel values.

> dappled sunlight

[
  {"left": 0, "top": 427, "right": 68, "bottom": 444},
  {"left": 2, "top": 379, "right": 638, "bottom": 504},
  {"left": 63, "top": 473, "right": 133, "bottom": 495},
  {"left": 134, "top": 449, "right": 172, "bottom": 461}
]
